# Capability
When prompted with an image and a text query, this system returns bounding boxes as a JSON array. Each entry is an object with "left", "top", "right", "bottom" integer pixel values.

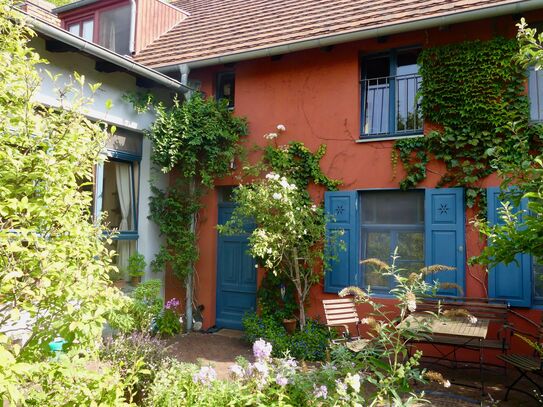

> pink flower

[
  {"left": 165, "top": 297, "right": 180, "bottom": 310},
  {"left": 253, "top": 339, "right": 272, "bottom": 360}
]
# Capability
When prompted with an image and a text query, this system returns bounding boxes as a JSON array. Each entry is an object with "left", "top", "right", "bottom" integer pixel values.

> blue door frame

[{"left": 216, "top": 203, "right": 257, "bottom": 329}]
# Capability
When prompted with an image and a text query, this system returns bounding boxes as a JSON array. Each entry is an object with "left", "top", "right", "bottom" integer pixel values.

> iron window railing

[{"left": 361, "top": 73, "right": 423, "bottom": 137}]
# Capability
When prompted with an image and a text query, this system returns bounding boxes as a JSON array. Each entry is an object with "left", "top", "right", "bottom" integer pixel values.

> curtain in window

[
  {"left": 99, "top": 17, "right": 116, "bottom": 52},
  {"left": 115, "top": 162, "right": 132, "bottom": 272}
]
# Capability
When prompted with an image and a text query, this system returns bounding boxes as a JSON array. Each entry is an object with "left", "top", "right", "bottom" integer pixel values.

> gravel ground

[{"left": 166, "top": 331, "right": 540, "bottom": 406}]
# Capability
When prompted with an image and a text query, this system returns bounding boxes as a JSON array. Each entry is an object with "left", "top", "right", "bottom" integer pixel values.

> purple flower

[
  {"left": 313, "top": 384, "right": 328, "bottom": 399},
  {"left": 252, "top": 361, "right": 269, "bottom": 378},
  {"left": 165, "top": 297, "right": 180, "bottom": 310},
  {"left": 253, "top": 339, "right": 272, "bottom": 361},
  {"left": 192, "top": 366, "right": 217, "bottom": 386},
  {"left": 275, "top": 374, "right": 288, "bottom": 387}
]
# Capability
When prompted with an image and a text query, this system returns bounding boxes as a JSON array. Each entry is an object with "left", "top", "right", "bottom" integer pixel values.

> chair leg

[{"left": 504, "top": 369, "right": 527, "bottom": 401}]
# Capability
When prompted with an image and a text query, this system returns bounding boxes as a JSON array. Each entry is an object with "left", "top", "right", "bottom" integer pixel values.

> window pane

[
  {"left": 397, "top": 231, "right": 424, "bottom": 261},
  {"left": 364, "top": 231, "right": 391, "bottom": 288},
  {"left": 529, "top": 69, "right": 543, "bottom": 121},
  {"left": 362, "top": 190, "right": 424, "bottom": 225},
  {"left": 82, "top": 20, "right": 94, "bottom": 42},
  {"left": 105, "top": 129, "right": 143, "bottom": 156},
  {"left": 102, "top": 160, "right": 134, "bottom": 231},
  {"left": 68, "top": 23, "right": 80, "bottom": 35},
  {"left": 216, "top": 72, "right": 235, "bottom": 108},
  {"left": 396, "top": 49, "right": 421, "bottom": 133},
  {"left": 99, "top": 5, "right": 131, "bottom": 55},
  {"left": 535, "top": 258, "right": 543, "bottom": 299},
  {"left": 363, "top": 56, "right": 390, "bottom": 135}
]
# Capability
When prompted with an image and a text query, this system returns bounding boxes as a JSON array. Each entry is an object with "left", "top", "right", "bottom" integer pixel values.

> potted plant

[
  {"left": 127, "top": 252, "right": 146, "bottom": 286},
  {"left": 108, "top": 268, "right": 125, "bottom": 289}
]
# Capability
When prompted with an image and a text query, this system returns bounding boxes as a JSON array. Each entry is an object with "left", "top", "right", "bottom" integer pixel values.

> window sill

[{"left": 357, "top": 133, "right": 424, "bottom": 143}]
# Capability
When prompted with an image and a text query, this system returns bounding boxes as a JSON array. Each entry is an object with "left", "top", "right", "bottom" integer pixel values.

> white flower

[
  {"left": 277, "top": 124, "right": 286, "bottom": 132},
  {"left": 468, "top": 315, "right": 478, "bottom": 324},
  {"left": 264, "top": 132, "right": 278, "bottom": 140},
  {"left": 444, "top": 380, "right": 451, "bottom": 388},
  {"left": 279, "top": 178, "right": 291, "bottom": 189},
  {"left": 345, "top": 373, "right": 361, "bottom": 392},
  {"left": 360, "top": 318, "right": 370, "bottom": 325},
  {"left": 272, "top": 192, "right": 282, "bottom": 200},
  {"left": 406, "top": 291, "right": 417, "bottom": 313}
]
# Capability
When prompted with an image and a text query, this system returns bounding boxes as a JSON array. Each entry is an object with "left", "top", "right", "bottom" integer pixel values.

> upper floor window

[
  {"left": 528, "top": 68, "right": 543, "bottom": 122},
  {"left": 216, "top": 72, "right": 235, "bottom": 108},
  {"left": 64, "top": 3, "right": 131, "bottom": 55},
  {"left": 68, "top": 19, "right": 94, "bottom": 42},
  {"left": 360, "top": 48, "right": 422, "bottom": 138}
]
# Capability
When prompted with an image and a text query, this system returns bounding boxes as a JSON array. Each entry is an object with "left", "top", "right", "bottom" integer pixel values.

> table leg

[{"left": 479, "top": 338, "right": 484, "bottom": 398}]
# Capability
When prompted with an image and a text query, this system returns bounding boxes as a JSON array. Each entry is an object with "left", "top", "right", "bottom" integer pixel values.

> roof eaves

[
  {"left": 22, "top": 11, "right": 189, "bottom": 93},
  {"left": 151, "top": 0, "right": 543, "bottom": 72}
]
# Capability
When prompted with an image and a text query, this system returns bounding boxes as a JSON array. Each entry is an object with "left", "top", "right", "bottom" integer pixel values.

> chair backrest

[
  {"left": 418, "top": 296, "right": 509, "bottom": 324},
  {"left": 322, "top": 298, "right": 360, "bottom": 329}
]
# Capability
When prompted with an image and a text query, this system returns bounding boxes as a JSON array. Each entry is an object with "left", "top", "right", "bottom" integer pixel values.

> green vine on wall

[
  {"left": 264, "top": 141, "right": 341, "bottom": 193},
  {"left": 394, "top": 37, "right": 540, "bottom": 208}
]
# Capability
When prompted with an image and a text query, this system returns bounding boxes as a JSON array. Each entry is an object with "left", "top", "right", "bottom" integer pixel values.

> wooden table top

[{"left": 400, "top": 313, "right": 489, "bottom": 339}]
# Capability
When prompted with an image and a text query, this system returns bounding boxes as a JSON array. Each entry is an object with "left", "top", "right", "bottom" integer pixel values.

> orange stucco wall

[{"left": 166, "top": 12, "right": 543, "bottom": 357}]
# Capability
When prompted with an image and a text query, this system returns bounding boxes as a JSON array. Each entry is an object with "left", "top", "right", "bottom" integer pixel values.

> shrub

[
  {"left": 243, "top": 312, "right": 332, "bottom": 361},
  {"left": 23, "top": 356, "right": 128, "bottom": 406},
  {"left": 99, "top": 332, "right": 169, "bottom": 402},
  {"left": 155, "top": 297, "right": 182, "bottom": 336}
]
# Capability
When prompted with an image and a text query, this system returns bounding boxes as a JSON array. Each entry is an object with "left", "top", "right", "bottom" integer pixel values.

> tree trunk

[{"left": 292, "top": 248, "right": 306, "bottom": 330}]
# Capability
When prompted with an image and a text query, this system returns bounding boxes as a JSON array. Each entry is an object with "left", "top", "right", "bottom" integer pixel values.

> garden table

[{"left": 400, "top": 313, "right": 490, "bottom": 395}]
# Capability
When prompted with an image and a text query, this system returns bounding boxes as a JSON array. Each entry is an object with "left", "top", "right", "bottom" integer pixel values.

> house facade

[
  {"left": 21, "top": 3, "right": 188, "bottom": 287},
  {"left": 135, "top": 0, "right": 543, "bottom": 342},
  {"left": 33, "top": 0, "right": 543, "bottom": 356}
]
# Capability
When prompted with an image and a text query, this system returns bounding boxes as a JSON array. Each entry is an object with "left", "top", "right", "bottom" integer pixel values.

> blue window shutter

[
  {"left": 324, "top": 191, "right": 359, "bottom": 293},
  {"left": 425, "top": 188, "right": 465, "bottom": 295},
  {"left": 487, "top": 187, "right": 531, "bottom": 307}
]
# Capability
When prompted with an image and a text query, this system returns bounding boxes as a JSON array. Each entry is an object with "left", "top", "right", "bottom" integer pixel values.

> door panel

[{"left": 216, "top": 204, "right": 256, "bottom": 329}]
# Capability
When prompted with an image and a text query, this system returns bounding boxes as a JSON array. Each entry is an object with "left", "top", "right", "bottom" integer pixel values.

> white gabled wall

[{"left": 30, "top": 35, "right": 168, "bottom": 287}]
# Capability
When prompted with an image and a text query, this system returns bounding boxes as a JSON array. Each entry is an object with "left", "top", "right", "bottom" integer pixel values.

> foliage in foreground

[{"left": 0, "top": 1, "right": 128, "bottom": 403}]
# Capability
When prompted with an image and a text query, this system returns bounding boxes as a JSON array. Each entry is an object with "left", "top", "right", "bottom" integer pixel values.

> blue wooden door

[{"left": 216, "top": 204, "right": 257, "bottom": 329}]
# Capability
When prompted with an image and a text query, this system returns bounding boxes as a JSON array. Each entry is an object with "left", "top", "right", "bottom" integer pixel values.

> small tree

[
  {"left": 0, "top": 1, "right": 125, "bottom": 402},
  {"left": 218, "top": 173, "right": 328, "bottom": 330}
]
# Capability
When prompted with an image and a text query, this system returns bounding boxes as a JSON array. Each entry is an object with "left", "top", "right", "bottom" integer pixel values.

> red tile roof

[{"left": 135, "top": 0, "right": 534, "bottom": 68}]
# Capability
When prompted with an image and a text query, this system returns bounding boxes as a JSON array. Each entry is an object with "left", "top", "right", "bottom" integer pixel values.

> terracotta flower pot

[
  {"left": 130, "top": 276, "right": 142, "bottom": 286},
  {"left": 113, "top": 280, "right": 126, "bottom": 290},
  {"left": 283, "top": 318, "right": 297, "bottom": 334}
]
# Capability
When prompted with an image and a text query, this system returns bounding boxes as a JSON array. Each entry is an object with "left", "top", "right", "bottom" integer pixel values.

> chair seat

[{"left": 497, "top": 354, "right": 542, "bottom": 371}]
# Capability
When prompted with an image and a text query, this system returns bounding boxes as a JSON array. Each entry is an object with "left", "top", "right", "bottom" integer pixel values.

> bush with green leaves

[
  {"left": 127, "top": 252, "right": 146, "bottom": 278},
  {"left": 243, "top": 312, "right": 333, "bottom": 361},
  {"left": 0, "top": 1, "right": 127, "bottom": 403},
  {"left": 99, "top": 332, "right": 169, "bottom": 403}
]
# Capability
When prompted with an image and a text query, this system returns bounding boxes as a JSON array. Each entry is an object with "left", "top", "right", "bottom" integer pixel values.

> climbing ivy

[
  {"left": 394, "top": 37, "right": 540, "bottom": 208},
  {"left": 263, "top": 141, "right": 341, "bottom": 194}
]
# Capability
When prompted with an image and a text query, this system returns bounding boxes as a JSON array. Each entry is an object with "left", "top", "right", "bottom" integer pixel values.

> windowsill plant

[{"left": 127, "top": 252, "right": 146, "bottom": 286}]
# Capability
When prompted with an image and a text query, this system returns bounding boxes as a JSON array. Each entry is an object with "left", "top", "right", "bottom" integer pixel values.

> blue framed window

[
  {"left": 360, "top": 190, "right": 424, "bottom": 292},
  {"left": 528, "top": 68, "right": 543, "bottom": 122},
  {"left": 95, "top": 129, "right": 142, "bottom": 274},
  {"left": 360, "top": 48, "right": 422, "bottom": 138},
  {"left": 216, "top": 72, "right": 235, "bottom": 108}
]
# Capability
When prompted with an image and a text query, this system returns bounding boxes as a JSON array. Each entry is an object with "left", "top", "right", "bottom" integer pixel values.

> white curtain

[
  {"left": 115, "top": 162, "right": 132, "bottom": 274},
  {"left": 99, "top": 17, "right": 116, "bottom": 51}
]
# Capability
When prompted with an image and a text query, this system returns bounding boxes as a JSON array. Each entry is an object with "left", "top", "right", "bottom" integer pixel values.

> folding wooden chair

[{"left": 322, "top": 298, "right": 362, "bottom": 341}]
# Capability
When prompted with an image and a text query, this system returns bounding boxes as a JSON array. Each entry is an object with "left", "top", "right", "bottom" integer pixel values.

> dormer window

[
  {"left": 62, "top": 3, "right": 132, "bottom": 55},
  {"left": 67, "top": 19, "right": 94, "bottom": 42},
  {"left": 98, "top": 5, "right": 131, "bottom": 55}
]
